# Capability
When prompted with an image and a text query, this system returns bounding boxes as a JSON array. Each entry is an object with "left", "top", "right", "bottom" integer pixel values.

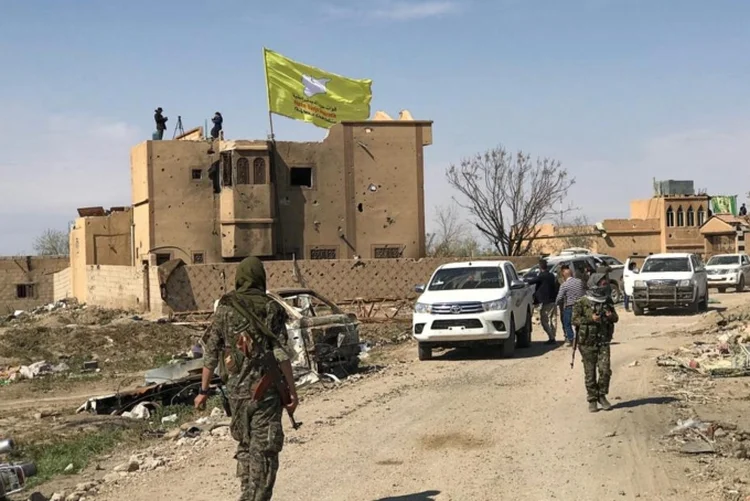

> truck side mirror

[{"left": 415, "top": 284, "right": 425, "bottom": 293}]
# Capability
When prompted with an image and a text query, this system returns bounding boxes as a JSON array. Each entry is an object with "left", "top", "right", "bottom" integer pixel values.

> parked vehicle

[
  {"left": 521, "top": 255, "right": 624, "bottom": 303},
  {"left": 214, "top": 288, "right": 361, "bottom": 378},
  {"left": 630, "top": 253, "right": 709, "bottom": 315},
  {"left": 412, "top": 261, "right": 534, "bottom": 360},
  {"left": 705, "top": 253, "right": 750, "bottom": 293}
]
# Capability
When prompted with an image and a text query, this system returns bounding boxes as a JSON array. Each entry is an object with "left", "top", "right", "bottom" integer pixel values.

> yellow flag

[{"left": 264, "top": 48, "right": 373, "bottom": 129}]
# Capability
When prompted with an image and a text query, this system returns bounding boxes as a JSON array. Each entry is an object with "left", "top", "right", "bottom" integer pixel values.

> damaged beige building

[{"left": 62, "top": 114, "right": 434, "bottom": 309}]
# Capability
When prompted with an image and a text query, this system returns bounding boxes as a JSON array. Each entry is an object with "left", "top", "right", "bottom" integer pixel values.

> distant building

[{"left": 533, "top": 180, "right": 748, "bottom": 261}]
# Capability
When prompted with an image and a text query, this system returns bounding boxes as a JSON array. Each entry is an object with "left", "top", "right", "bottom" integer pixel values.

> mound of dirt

[
  {"left": 0, "top": 321, "right": 200, "bottom": 373},
  {"left": 687, "top": 301, "right": 750, "bottom": 335}
]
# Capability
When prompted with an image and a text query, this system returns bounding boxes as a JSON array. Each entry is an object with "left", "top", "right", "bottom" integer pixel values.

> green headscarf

[{"left": 233, "top": 256, "right": 267, "bottom": 303}]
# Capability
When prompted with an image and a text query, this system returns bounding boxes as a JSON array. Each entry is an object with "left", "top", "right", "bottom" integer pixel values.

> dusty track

[{"left": 95, "top": 297, "right": 747, "bottom": 501}]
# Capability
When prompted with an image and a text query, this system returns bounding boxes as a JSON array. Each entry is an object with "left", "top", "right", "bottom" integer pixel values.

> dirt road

[{"left": 96, "top": 298, "right": 745, "bottom": 501}]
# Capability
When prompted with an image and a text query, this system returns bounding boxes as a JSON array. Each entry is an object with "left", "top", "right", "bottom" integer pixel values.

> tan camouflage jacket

[
  {"left": 202, "top": 297, "right": 292, "bottom": 399},
  {"left": 571, "top": 296, "right": 618, "bottom": 347}
]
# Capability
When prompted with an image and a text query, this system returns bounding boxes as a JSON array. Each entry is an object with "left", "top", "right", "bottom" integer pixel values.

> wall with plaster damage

[
  {"left": 128, "top": 120, "right": 432, "bottom": 265},
  {"left": 161, "top": 256, "right": 538, "bottom": 312},
  {"left": 53, "top": 268, "right": 72, "bottom": 301},
  {"left": 0, "top": 256, "right": 69, "bottom": 313}
]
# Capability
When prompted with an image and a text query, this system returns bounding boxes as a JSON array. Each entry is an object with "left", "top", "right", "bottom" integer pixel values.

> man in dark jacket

[
  {"left": 527, "top": 259, "right": 558, "bottom": 345},
  {"left": 154, "top": 107, "right": 168, "bottom": 140},
  {"left": 211, "top": 111, "right": 223, "bottom": 139}
]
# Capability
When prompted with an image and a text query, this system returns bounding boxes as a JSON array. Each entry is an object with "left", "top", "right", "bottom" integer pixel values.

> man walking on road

[
  {"left": 526, "top": 259, "right": 558, "bottom": 345},
  {"left": 556, "top": 264, "right": 586, "bottom": 347},
  {"left": 196, "top": 256, "right": 299, "bottom": 501},
  {"left": 572, "top": 270, "right": 619, "bottom": 413}
]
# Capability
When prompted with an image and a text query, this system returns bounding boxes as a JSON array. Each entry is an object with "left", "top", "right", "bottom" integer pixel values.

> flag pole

[{"left": 263, "top": 47, "right": 276, "bottom": 141}]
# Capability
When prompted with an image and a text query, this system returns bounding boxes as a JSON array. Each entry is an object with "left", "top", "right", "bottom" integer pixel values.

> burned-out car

[{"left": 269, "top": 288, "right": 361, "bottom": 377}]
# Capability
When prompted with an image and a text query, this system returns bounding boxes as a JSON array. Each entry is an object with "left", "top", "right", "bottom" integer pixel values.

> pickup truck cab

[
  {"left": 412, "top": 261, "right": 533, "bottom": 360},
  {"left": 631, "top": 253, "right": 708, "bottom": 315},
  {"left": 705, "top": 253, "right": 750, "bottom": 293}
]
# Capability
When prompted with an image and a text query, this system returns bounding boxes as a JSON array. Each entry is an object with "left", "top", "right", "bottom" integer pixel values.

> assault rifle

[
  {"left": 0, "top": 439, "right": 37, "bottom": 500},
  {"left": 253, "top": 351, "right": 302, "bottom": 430},
  {"left": 570, "top": 302, "right": 610, "bottom": 369}
]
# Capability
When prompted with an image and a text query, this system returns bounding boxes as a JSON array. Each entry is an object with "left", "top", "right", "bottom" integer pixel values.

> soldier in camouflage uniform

[
  {"left": 195, "top": 256, "right": 298, "bottom": 501},
  {"left": 572, "top": 268, "right": 618, "bottom": 413}
]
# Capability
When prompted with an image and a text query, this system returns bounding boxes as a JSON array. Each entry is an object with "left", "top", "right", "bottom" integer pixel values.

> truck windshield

[
  {"left": 428, "top": 267, "right": 505, "bottom": 291},
  {"left": 707, "top": 255, "right": 740, "bottom": 266},
  {"left": 641, "top": 258, "right": 691, "bottom": 273}
]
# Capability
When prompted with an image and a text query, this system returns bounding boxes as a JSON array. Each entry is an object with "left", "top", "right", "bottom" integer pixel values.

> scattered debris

[
  {"left": 122, "top": 403, "right": 151, "bottom": 420},
  {"left": 161, "top": 414, "right": 178, "bottom": 424},
  {"left": 657, "top": 327, "right": 750, "bottom": 377},
  {"left": 628, "top": 360, "right": 640, "bottom": 367}
]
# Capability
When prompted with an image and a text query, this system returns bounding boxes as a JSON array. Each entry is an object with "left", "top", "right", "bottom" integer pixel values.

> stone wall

[
  {"left": 85, "top": 265, "right": 145, "bottom": 311},
  {"left": 53, "top": 268, "right": 72, "bottom": 301},
  {"left": 0, "top": 256, "right": 69, "bottom": 314},
  {"left": 162, "top": 256, "right": 538, "bottom": 312}
]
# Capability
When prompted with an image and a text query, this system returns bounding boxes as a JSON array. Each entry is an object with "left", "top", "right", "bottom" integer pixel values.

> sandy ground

[{"left": 88, "top": 296, "right": 750, "bottom": 501}]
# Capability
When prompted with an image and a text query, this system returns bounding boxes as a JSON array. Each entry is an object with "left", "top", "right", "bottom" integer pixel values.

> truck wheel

[
  {"left": 516, "top": 308, "right": 532, "bottom": 349},
  {"left": 503, "top": 317, "right": 516, "bottom": 357},
  {"left": 689, "top": 297, "right": 700, "bottom": 314},
  {"left": 718, "top": 287, "right": 727, "bottom": 293},
  {"left": 633, "top": 303, "right": 644, "bottom": 316},
  {"left": 700, "top": 290, "right": 709, "bottom": 311},
  {"left": 737, "top": 276, "right": 745, "bottom": 293},
  {"left": 418, "top": 343, "right": 432, "bottom": 361}
]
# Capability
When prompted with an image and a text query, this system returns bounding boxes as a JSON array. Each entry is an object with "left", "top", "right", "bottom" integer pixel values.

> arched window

[
  {"left": 666, "top": 206, "right": 675, "bottom": 227},
  {"left": 236, "top": 157, "right": 250, "bottom": 185},
  {"left": 677, "top": 206, "right": 685, "bottom": 227},
  {"left": 697, "top": 206, "right": 706, "bottom": 226},
  {"left": 687, "top": 207, "right": 695, "bottom": 226},
  {"left": 253, "top": 158, "right": 266, "bottom": 185}
]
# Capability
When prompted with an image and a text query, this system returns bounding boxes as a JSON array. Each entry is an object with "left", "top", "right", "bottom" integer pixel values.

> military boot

[
  {"left": 588, "top": 401, "right": 599, "bottom": 413},
  {"left": 598, "top": 396, "right": 612, "bottom": 411}
]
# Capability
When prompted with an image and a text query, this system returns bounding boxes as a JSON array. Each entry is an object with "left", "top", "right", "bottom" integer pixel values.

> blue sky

[{"left": 1, "top": 0, "right": 749, "bottom": 254}]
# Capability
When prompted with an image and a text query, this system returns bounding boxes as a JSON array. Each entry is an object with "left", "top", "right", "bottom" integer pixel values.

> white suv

[
  {"left": 706, "top": 253, "right": 750, "bottom": 293},
  {"left": 630, "top": 253, "right": 708, "bottom": 315},
  {"left": 412, "top": 261, "right": 534, "bottom": 360}
]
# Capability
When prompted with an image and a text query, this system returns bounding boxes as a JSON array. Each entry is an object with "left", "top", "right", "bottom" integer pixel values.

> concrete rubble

[{"left": 658, "top": 324, "right": 750, "bottom": 377}]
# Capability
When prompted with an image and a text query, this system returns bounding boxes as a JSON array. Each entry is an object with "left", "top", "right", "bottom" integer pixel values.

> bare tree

[
  {"left": 426, "top": 204, "right": 486, "bottom": 257},
  {"left": 446, "top": 146, "right": 575, "bottom": 256},
  {"left": 33, "top": 228, "right": 70, "bottom": 256},
  {"left": 554, "top": 214, "right": 596, "bottom": 250}
]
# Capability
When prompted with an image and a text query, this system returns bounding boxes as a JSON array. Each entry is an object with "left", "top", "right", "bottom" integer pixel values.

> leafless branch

[
  {"left": 446, "top": 146, "right": 575, "bottom": 256},
  {"left": 33, "top": 228, "right": 70, "bottom": 256}
]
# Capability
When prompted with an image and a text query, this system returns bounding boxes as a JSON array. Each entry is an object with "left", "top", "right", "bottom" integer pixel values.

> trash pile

[
  {"left": 668, "top": 417, "right": 750, "bottom": 459},
  {"left": 0, "top": 360, "right": 72, "bottom": 384},
  {"left": 657, "top": 325, "right": 750, "bottom": 377}
]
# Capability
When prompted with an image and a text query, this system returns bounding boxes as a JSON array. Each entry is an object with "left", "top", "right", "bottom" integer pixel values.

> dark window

[
  {"left": 191, "top": 169, "right": 202, "bottom": 180},
  {"left": 155, "top": 253, "right": 171, "bottom": 266},
  {"left": 374, "top": 246, "right": 402, "bottom": 259},
  {"left": 253, "top": 158, "right": 266, "bottom": 185},
  {"left": 221, "top": 152, "right": 233, "bottom": 187},
  {"left": 236, "top": 157, "right": 250, "bottom": 185},
  {"left": 687, "top": 207, "right": 695, "bottom": 226},
  {"left": 666, "top": 207, "right": 675, "bottom": 227},
  {"left": 677, "top": 206, "right": 685, "bottom": 227},
  {"left": 697, "top": 206, "right": 706, "bottom": 226},
  {"left": 428, "top": 267, "right": 504, "bottom": 291},
  {"left": 16, "top": 284, "right": 34, "bottom": 299},
  {"left": 192, "top": 252, "right": 205, "bottom": 264},
  {"left": 310, "top": 247, "right": 337, "bottom": 259},
  {"left": 290, "top": 167, "right": 313, "bottom": 187}
]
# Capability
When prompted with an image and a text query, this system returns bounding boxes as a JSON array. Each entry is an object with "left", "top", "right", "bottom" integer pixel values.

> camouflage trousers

[
  {"left": 229, "top": 393, "right": 284, "bottom": 501},
  {"left": 578, "top": 344, "right": 612, "bottom": 402}
]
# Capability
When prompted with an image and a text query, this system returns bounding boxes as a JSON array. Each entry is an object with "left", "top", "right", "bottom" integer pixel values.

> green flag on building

[{"left": 711, "top": 195, "right": 737, "bottom": 215}]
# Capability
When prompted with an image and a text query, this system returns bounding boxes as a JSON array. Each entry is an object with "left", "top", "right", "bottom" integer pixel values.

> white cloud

[{"left": 323, "top": 1, "right": 460, "bottom": 21}]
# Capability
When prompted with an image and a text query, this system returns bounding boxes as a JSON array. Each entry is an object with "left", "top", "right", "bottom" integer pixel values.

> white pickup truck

[
  {"left": 629, "top": 253, "right": 709, "bottom": 315},
  {"left": 705, "top": 253, "right": 750, "bottom": 292},
  {"left": 412, "top": 261, "right": 534, "bottom": 360}
]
